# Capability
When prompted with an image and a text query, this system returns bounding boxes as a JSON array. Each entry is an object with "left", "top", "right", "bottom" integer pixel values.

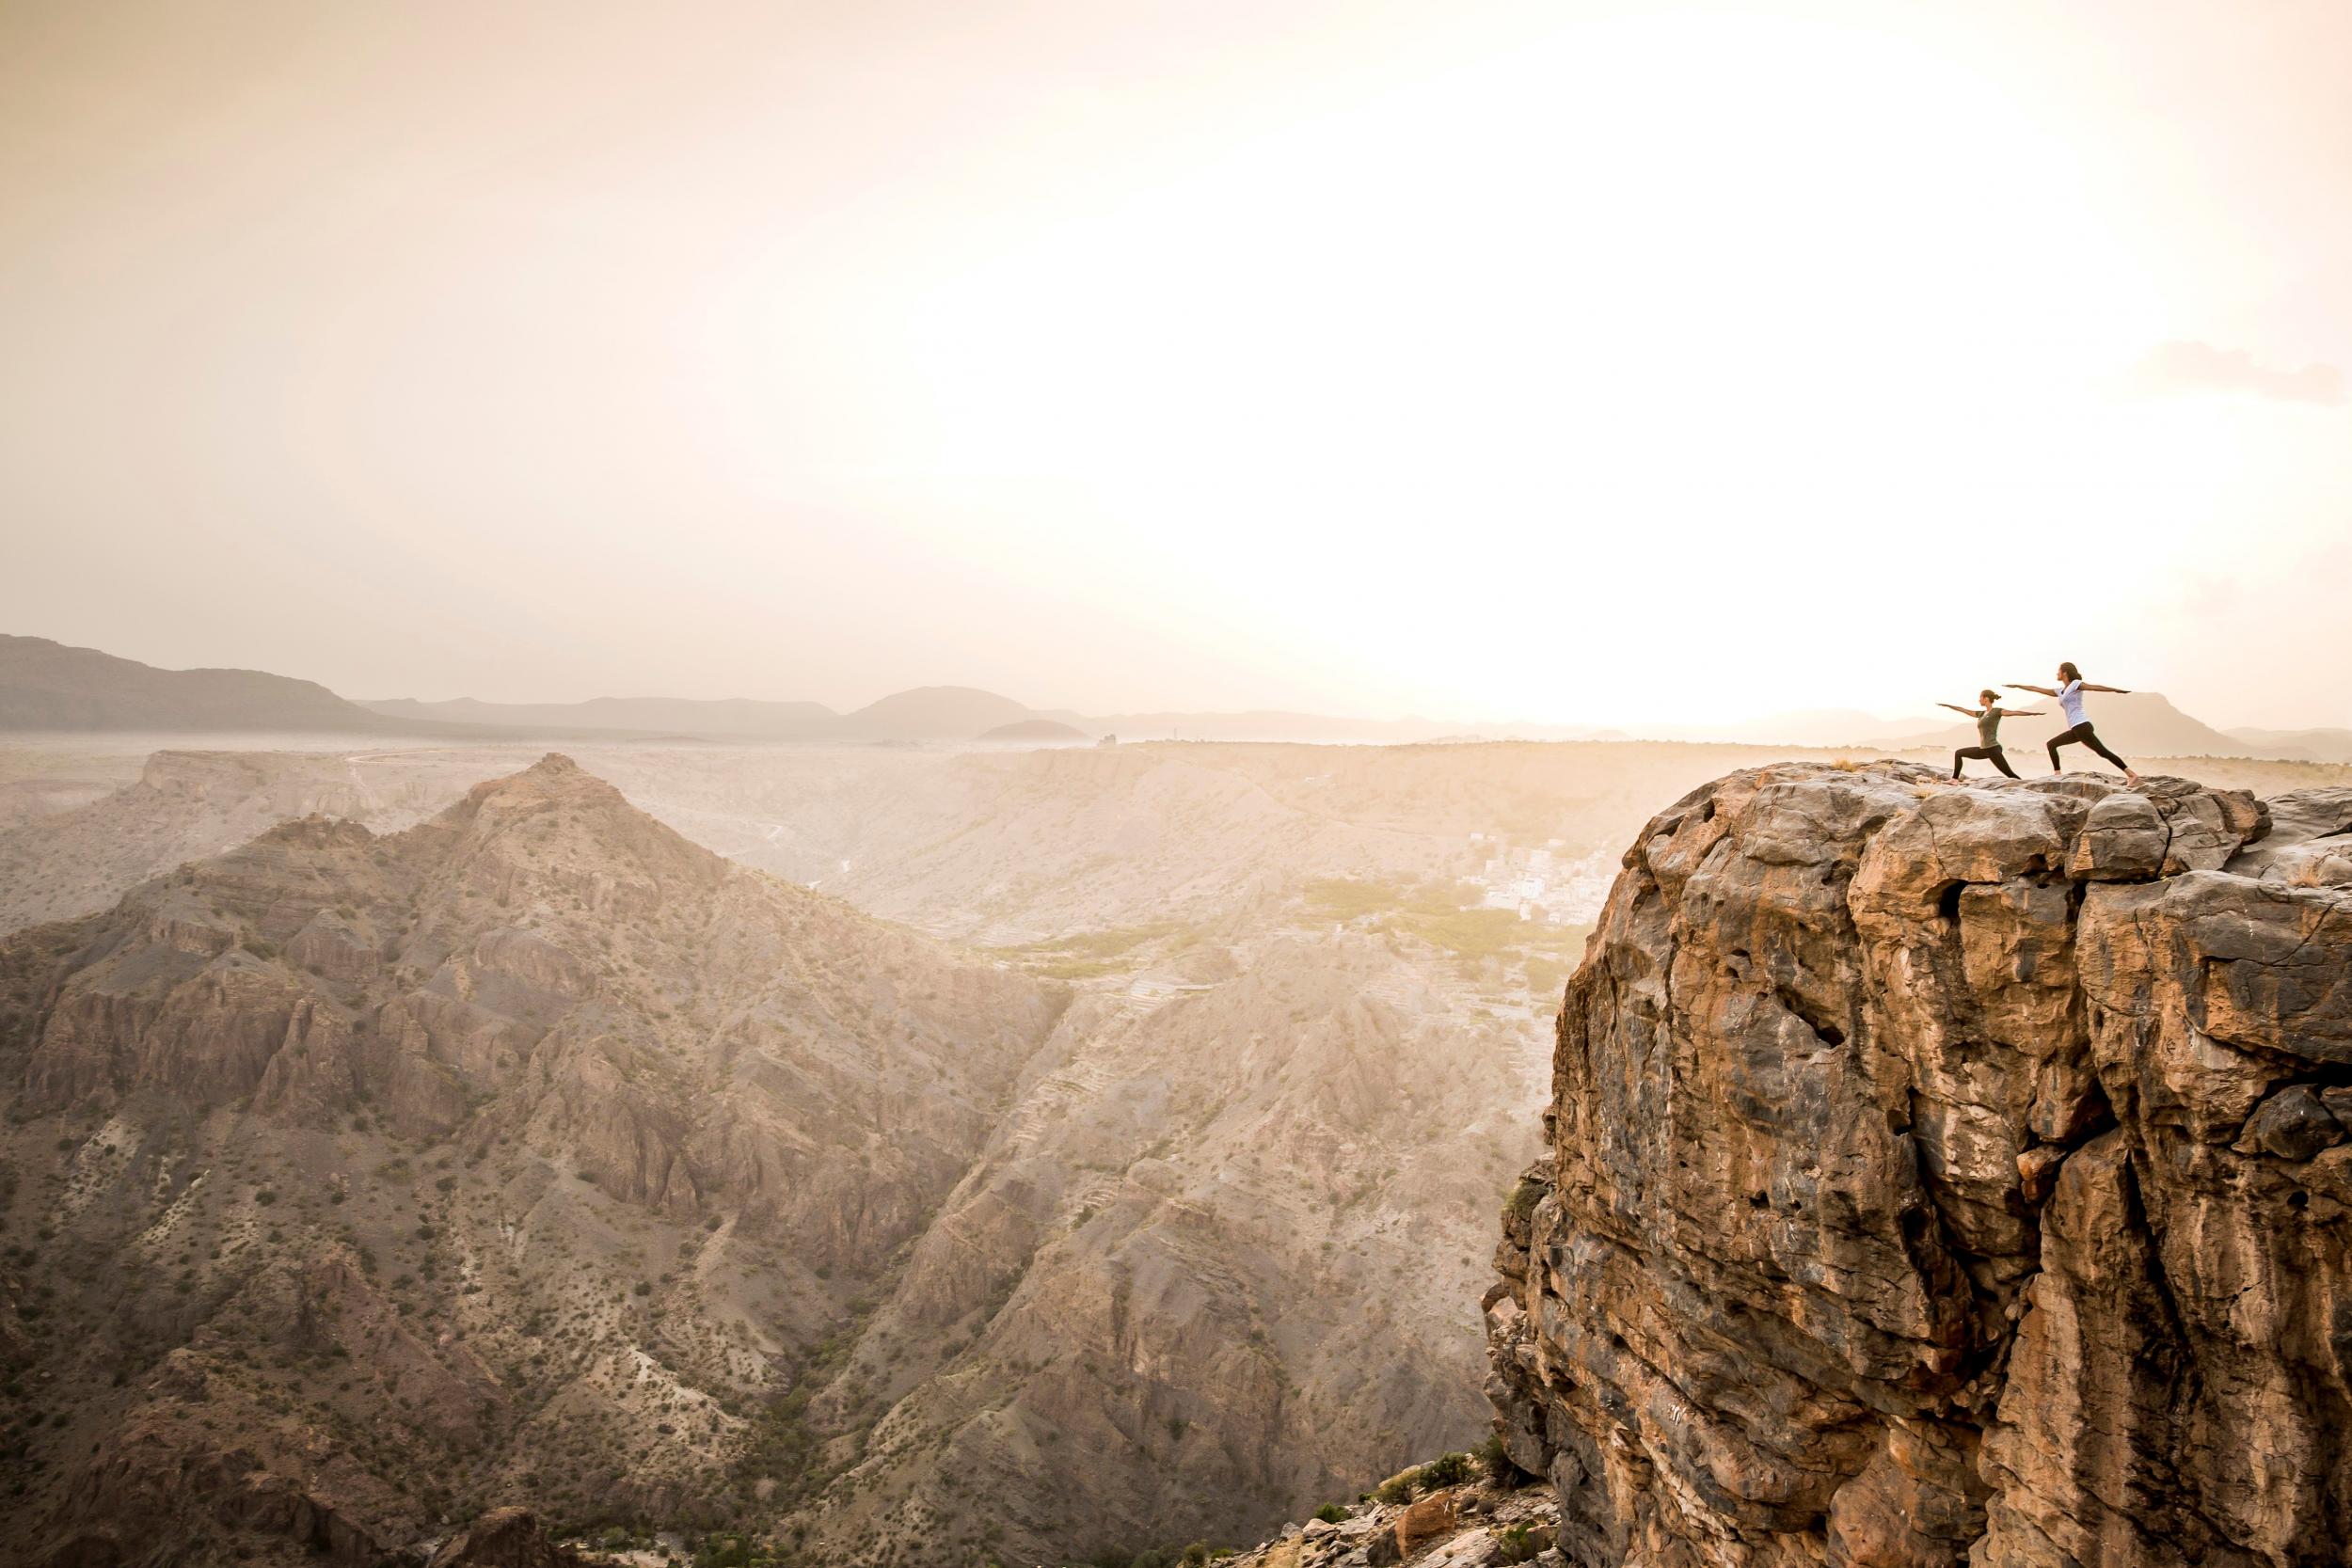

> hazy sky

[{"left": 4, "top": 0, "right": 2347, "bottom": 728}]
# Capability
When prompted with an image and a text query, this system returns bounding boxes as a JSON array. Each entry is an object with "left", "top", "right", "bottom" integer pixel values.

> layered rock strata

[{"left": 1487, "top": 763, "right": 2350, "bottom": 1568}]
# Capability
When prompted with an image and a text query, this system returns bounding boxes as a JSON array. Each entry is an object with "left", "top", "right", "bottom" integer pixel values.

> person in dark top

[
  {"left": 1940, "top": 689, "right": 2040, "bottom": 779},
  {"left": 2007, "top": 662, "right": 2140, "bottom": 784}
]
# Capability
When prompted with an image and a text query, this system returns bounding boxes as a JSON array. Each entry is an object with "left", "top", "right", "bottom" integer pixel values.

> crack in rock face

[{"left": 1485, "top": 762, "right": 2352, "bottom": 1568}]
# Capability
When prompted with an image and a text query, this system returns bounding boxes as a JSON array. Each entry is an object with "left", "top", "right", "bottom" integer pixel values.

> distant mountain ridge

[
  {"left": 0, "top": 634, "right": 412, "bottom": 733},
  {"left": 1636, "top": 692, "right": 2302, "bottom": 761},
  {"left": 364, "top": 689, "right": 1606, "bottom": 744},
  {"left": 0, "top": 638, "right": 1052, "bottom": 742},
  {"left": 834, "top": 684, "right": 1036, "bottom": 739},
  {"left": 7, "top": 634, "right": 2335, "bottom": 754},
  {"left": 2227, "top": 724, "right": 2352, "bottom": 764},
  {"left": 364, "top": 685, "right": 1048, "bottom": 742},
  {"left": 361, "top": 694, "right": 838, "bottom": 739}
]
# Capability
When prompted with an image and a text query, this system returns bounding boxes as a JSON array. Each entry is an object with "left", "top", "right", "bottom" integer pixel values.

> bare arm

[
  {"left": 2005, "top": 683, "right": 2056, "bottom": 696},
  {"left": 1938, "top": 703, "right": 1982, "bottom": 717},
  {"left": 2082, "top": 683, "right": 2131, "bottom": 693},
  {"left": 1995, "top": 707, "right": 2045, "bottom": 717}
]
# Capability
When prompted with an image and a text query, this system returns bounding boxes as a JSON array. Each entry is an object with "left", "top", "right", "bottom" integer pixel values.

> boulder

[
  {"left": 1394, "top": 1489, "right": 1459, "bottom": 1556},
  {"left": 2237, "top": 1085, "right": 2346, "bottom": 1162},
  {"left": 2226, "top": 786, "right": 2352, "bottom": 889}
]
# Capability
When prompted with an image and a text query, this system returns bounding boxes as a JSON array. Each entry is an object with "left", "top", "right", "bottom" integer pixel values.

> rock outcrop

[
  {"left": 425, "top": 1508, "right": 580, "bottom": 1568},
  {"left": 1223, "top": 1467, "right": 1561, "bottom": 1568},
  {"left": 1487, "top": 763, "right": 2350, "bottom": 1568}
]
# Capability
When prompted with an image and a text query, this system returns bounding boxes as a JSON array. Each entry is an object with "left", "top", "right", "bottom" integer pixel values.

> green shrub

[
  {"left": 1496, "top": 1521, "right": 1553, "bottom": 1563},
  {"left": 1312, "top": 1503, "right": 1348, "bottom": 1524},
  {"left": 1422, "top": 1450, "right": 1474, "bottom": 1488}
]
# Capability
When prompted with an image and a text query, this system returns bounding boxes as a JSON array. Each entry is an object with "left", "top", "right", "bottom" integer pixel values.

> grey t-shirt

[{"left": 1977, "top": 708, "right": 2003, "bottom": 746}]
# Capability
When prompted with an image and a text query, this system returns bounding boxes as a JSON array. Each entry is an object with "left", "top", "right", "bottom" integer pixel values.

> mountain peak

[
  {"left": 454, "top": 751, "right": 613, "bottom": 810},
  {"left": 510, "top": 750, "right": 596, "bottom": 786},
  {"left": 843, "top": 685, "right": 1038, "bottom": 738},
  {"left": 434, "top": 756, "right": 721, "bottom": 902}
]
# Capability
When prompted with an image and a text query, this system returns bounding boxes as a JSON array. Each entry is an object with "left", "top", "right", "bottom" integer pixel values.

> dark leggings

[
  {"left": 1954, "top": 745, "right": 2018, "bottom": 779},
  {"left": 2048, "top": 721, "right": 2128, "bottom": 772}
]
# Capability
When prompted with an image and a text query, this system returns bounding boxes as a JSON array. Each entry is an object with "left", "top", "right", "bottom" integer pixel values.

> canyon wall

[
  {"left": 1487, "top": 762, "right": 2351, "bottom": 1568},
  {"left": 0, "top": 752, "right": 1535, "bottom": 1566}
]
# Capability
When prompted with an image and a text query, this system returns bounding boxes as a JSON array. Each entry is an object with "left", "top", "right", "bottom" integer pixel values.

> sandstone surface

[
  {"left": 1222, "top": 1467, "right": 1561, "bottom": 1568},
  {"left": 1486, "top": 764, "right": 2351, "bottom": 1568}
]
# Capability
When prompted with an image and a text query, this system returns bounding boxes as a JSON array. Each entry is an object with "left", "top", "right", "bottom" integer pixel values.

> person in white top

[{"left": 2005, "top": 662, "right": 2140, "bottom": 784}]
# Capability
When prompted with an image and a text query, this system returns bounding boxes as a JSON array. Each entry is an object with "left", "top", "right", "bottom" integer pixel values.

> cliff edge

[{"left": 1487, "top": 762, "right": 2351, "bottom": 1568}]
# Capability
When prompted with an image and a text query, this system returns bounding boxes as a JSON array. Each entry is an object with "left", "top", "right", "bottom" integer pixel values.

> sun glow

[
  {"left": 6, "top": 0, "right": 2349, "bottom": 727},
  {"left": 819, "top": 11, "right": 2247, "bottom": 722}
]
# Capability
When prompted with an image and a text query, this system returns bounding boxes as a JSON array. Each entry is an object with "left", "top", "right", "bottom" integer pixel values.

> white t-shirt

[{"left": 2057, "top": 679, "right": 2088, "bottom": 726}]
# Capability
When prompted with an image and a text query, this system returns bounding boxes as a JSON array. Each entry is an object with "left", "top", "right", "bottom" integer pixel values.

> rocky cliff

[{"left": 1487, "top": 762, "right": 2350, "bottom": 1568}]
